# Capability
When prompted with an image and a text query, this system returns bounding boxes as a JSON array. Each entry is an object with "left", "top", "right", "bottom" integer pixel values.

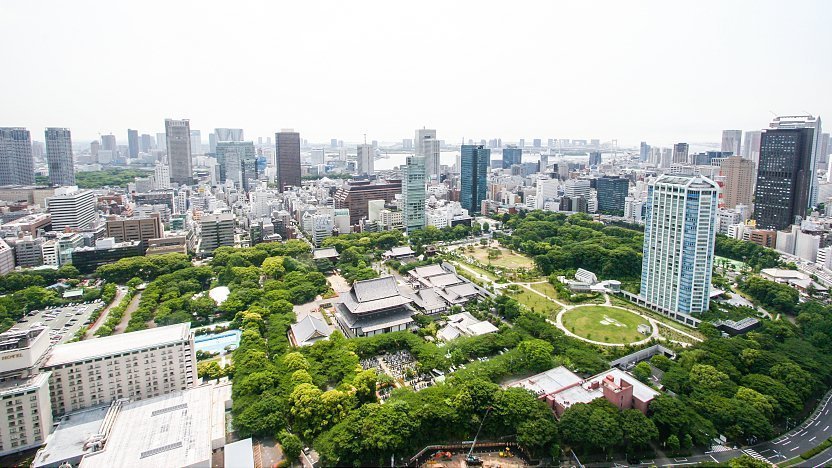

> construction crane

[{"left": 465, "top": 406, "right": 492, "bottom": 466}]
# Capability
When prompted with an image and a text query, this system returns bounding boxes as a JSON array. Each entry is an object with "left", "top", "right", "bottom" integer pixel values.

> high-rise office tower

[
  {"left": 719, "top": 156, "right": 755, "bottom": 209},
  {"left": 403, "top": 155, "right": 426, "bottom": 232},
  {"left": 154, "top": 161, "right": 171, "bottom": 190},
  {"left": 672, "top": 143, "right": 689, "bottom": 164},
  {"left": 519, "top": 139, "right": 525, "bottom": 149},
  {"left": 753, "top": 115, "right": 823, "bottom": 230},
  {"left": 310, "top": 148, "right": 325, "bottom": 166},
  {"left": 721, "top": 130, "right": 742, "bottom": 156},
  {"left": 639, "top": 142, "right": 650, "bottom": 162},
  {"left": 818, "top": 133, "right": 830, "bottom": 168},
  {"left": 533, "top": 139, "right": 541, "bottom": 148},
  {"left": 402, "top": 139, "right": 413, "bottom": 150},
  {"left": 415, "top": 129, "right": 441, "bottom": 180},
  {"left": 216, "top": 141, "right": 257, "bottom": 190},
  {"left": 460, "top": 145, "right": 489, "bottom": 213},
  {"left": 275, "top": 129, "right": 301, "bottom": 192},
  {"left": 45, "top": 128, "right": 75, "bottom": 186},
  {"left": 165, "top": 119, "right": 193, "bottom": 186},
  {"left": 90, "top": 140, "right": 100, "bottom": 161},
  {"left": 127, "top": 129, "right": 139, "bottom": 158},
  {"left": 743, "top": 130, "right": 762, "bottom": 166},
  {"left": 640, "top": 174, "right": 718, "bottom": 315},
  {"left": 208, "top": 133, "right": 217, "bottom": 154},
  {"left": 140, "top": 134, "right": 154, "bottom": 153},
  {"left": 101, "top": 134, "right": 116, "bottom": 152},
  {"left": 189, "top": 130, "right": 202, "bottom": 155},
  {"left": 588, "top": 151, "right": 602, "bottom": 167},
  {"left": 502, "top": 146, "right": 522, "bottom": 169},
  {"left": 0, "top": 128, "right": 35, "bottom": 186},
  {"left": 596, "top": 176, "right": 629, "bottom": 215},
  {"left": 356, "top": 144, "right": 374, "bottom": 175}
]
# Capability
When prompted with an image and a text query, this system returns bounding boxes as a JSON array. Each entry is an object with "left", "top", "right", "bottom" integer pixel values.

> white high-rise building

[
  {"left": 311, "top": 148, "right": 325, "bottom": 166},
  {"left": 402, "top": 155, "right": 426, "bottom": 232},
  {"left": 153, "top": 161, "right": 171, "bottom": 190},
  {"left": 415, "top": 129, "right": 441, "bottom": 180},
  {"left": 721, "top": 130, "right": 742, "bottom": 156},
  {"left": 45, "top": 186, "right": 97, "bottom": 230},
  {"left": 563, "top": 179, "right": 590, "bottom": 198},
  {"left": 356, "top": 144, "right": 374, "bottom": 175},
  {"left": 640, "top": 174, "right": 718, "bottom": 316}
]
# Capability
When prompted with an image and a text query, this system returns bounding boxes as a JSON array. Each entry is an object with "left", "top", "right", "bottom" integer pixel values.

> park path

[
  {"left": 113, "top": 291, "right": 142, "bottom": 335},
  {"left": 85, "top": 286, "right": 127, "bottom": 338}
]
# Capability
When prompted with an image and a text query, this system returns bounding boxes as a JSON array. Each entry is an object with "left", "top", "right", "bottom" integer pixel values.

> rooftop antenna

[{"left": 363, "top": 133, "right": 367, "bottom": 145}]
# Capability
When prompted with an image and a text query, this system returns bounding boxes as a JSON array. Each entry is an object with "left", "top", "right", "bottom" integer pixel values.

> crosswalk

[
  {"left": 708, "top": 444, "right": 733, "bottom": 453},
  {"left": 743, "top": 449, "right": 769, "bottom": 463}
]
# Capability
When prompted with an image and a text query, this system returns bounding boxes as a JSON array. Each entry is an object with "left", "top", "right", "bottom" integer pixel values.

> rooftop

[
  {"left": 33, "top": 404, "right": 110, "bottom": 468},
  {"left": 507, "top": 366, "right": 583, "bottom": 397},
  {"left": 409, "top": 264, "right": 448, "bottom": 279},
  {"left": 312, "top": 247, "right": 340, "bottom": 260},
  {"left": 44, "top": 323, "right": 191, "bottom": 368},
  {"left": 290, "top": 315, "right": 332, "bottom": 346}
]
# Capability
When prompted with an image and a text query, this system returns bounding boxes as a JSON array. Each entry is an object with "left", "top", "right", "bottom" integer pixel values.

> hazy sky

[{"left": 1, "top": 0, "right": 830, "bottom": 147}]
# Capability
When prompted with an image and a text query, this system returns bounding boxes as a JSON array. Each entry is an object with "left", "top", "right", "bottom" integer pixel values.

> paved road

[
  {"left": 113, "top": 291, "right": 141, "bottom": 334},
  {"left": 84, "top": 286, "right": 127, "bottom": 337}
]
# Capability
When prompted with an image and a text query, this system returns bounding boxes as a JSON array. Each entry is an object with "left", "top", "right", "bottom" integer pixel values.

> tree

[
  {"left": 632, "top": 362, "right": 652, "bottom": 383},
  {"left": 353, "top": 369, "right": 378, "bottom": 404},
  {"left": 283, "top": 352, "right": 310, "bottom": 372},
  {"left": 516, "top": 339, "right": 555, "bottom": 372},
  {"left": 288, "top": 383, "right": 324, "bottom": 439},
  {"left": 729, "top": 454, "right": 771, "bottom": 468},
  {"left": 517, "top": 417, "right": 558, "bottom": 455},
  {"left": 620, "top": 409, "right": 659, "bottom": 451},
  {"left": 666, "top": 434, "right": 680, "bottom": 452},
  {"left": 261, "top": 256, "right": 286, "bottom": 279},
  {"left": 278, "top": 430, "right": 302, "bottom": 462}
]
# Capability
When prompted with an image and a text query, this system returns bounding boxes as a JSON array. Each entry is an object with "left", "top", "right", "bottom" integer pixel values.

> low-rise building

[
  {"left": 71, "top": 238, "right": 142, "bottom": 274},
  {"left": 289, "top": 315, "right": 332, "bottom": 347},
  {"left": 335, "top": 276, "right": 415, "bottom": 338},
  {"left": 437, "top": 312, "right": 498, "bottom": 341}
]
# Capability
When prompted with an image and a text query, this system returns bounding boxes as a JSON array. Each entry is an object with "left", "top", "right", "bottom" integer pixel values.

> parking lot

[{"left": 15, "top": 300, "right": 104, "bottom": 345}]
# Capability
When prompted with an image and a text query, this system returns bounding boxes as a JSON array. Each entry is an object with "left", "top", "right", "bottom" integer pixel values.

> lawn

[
  {"left": 511, "top": 287, "right": 562, "bottom": 319},
  {"left": 530, "top": 282, "right": 559, "bottom": 300},
  {"left": 450, "top": 259, "right": 499, "bottom": 281},
  {"left": 469, "top": 245, "right": 534, "bottom": 270},
  {"left": 561, "top": 306, "right": 651, "bottom": 344}
]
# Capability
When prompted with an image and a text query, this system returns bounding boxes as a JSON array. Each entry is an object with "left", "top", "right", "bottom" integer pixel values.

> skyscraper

[
  {"left": 415, "top": 129, "right": 441, "bottom": 180},
  {"left": 214, "top": 128, "right": 244, "bottom": 142},
  {"left": 44, "top": 128, "right": 75, "bottom": 186},
  {"left": 672, "top": 143, "right": 689, "bottom": 164},
  {"left": 718, "top": 156, "right": 755, "bottom": 209},
  {"left": 640, "top": 174, "right": 718, "bottom": 315},
  {"left": 588, "top": 151, "right": 602, "bottom": 167},
  {"left": 753, "top": 115, "right": 822, "bottom": 230},
  {"left": 502, "top": 146, "right": 522, "bottom": 169},
  {"left": 721, "top": 130, "right": 742, "bottom": 156},
  {"left": 165, "top": 119, "right": 193, "bottom": 186},
  {"left": 639, "top": 142, "right": 650, "bottom": 162},
  {"left": 216, "top": 141, "right": 257, "bottom": 190},
  {"left": 140, "top": 134, "right": 154, "bottom": 153},
  {"left": 0, "top": 128, "right": 35, "bottom": 186},
  {"left": 275, "top": 129, "right": 301, "bottom": 192},
  {"left": 743, "top": 131, "right": 762, "bottom": 166},
  {"left": 403, "top": 155, "right": 426, "bottom": 232},
  {"left": 101, "top": 134, "right": 117, "bottom": 152},
  {"left": 189, "top": 130, "right": 202, "bottom": 155},
  {"left": 460, "top": 145, "right": 489, "bottom": 213},
  {"left": 356, "top": 144, "right": 374, "bottom": 175},
  {"left": 596, "top": 176, "right": 629, "bottom": 215},
  {"left": 127, "top": 129, "right": 139, "bottom": 158}
]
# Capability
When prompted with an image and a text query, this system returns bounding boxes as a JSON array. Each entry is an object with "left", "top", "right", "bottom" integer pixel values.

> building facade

[
  {"left": 275, "top": 130, "right": 301, "bottom": 192},
  {"left": 672, "top": 143, "right": 689, "bottom": 164},
  {"left": 127, "top": 129, "right": 139, "bottom": 158},
  {"left": 0, "top": 128, "right": 35, "bottom": 186},
  {"left": 502, "top": 146, "right": 522, "bottom": 169},
  {"left": 356, "top": 144, "right": 374, "bottom": 175},
  {"left": 42, "top": 323, "right": 197, "bottom": 416},
  {"left": 415, "top": 129, "right": 441, "bottom": 180},
  {"left": 333, "top": 180, "right": 402, "bottom": 225},
  {"left": 721, "top": 130, "right": 742, "bottom": 156},
  {"left": 460, "top": 145, "right": 489, "bottom": 214},
  {"left": 719, "top": 156, "right": 755, "bottom": 209},
  {"left": 45, "top": 187, "right": 97, "bottom": 231},
  {"left": 216, "top": 141, "right": 257, "bottom": 190},
  {"left": 165, "top": 119, "right": 193, "bottom": 186},
  {"left": 753, "top": 115, "right": 822, "bottom": 230},
  {"left": 403, "top": 155, "right": 426, "bottom": 232},
  {"left": 198, "top": 213, "right": 235, "bottom": 254},
  {"left": 640, "top": 174, "right": 718, "bottom": 315},
  {"left": 45, "top": 128, "right": 75, "bottom": 186},
  {"left": 596, "top": 176, "right": 629, "bottom": 215}
]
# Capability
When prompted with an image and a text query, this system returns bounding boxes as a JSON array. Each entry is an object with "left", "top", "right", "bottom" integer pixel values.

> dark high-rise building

[
  {"left": 165, "top": 119, "right": 193, "bottom": 185},
  {"left": 127, "top": 129, "right": 139, "bottom": 158},
  {"left": 0, "top": 127, "right": 35, "bottom": 186},
  {"left": 588, "top": 151, "right": 602, "bottom": 167},
  {"left": 596, "top": 176, "right": 629, "bottom": 215},
  {"left": 672, "top": 143, "right": 689, "bottom": 164},
  {"left": 45, "top": 128, "right": 75, "bottom": 186},
  {"left": 753, "top": 115, "right": 822, "bottom": 230},
  {"left": 275, "top": 130, "right": 301, "bottom": 192},
  {"left": 460, "top": 145, "right": 489, "bottom": 213},
  {"left": 502, "top": 146, "right": 522, "bottom": 169}
]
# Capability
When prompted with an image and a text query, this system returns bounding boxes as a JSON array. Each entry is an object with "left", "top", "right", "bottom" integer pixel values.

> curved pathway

[{"left": 85, "top": 286, "right": 127, "bottom": 338}]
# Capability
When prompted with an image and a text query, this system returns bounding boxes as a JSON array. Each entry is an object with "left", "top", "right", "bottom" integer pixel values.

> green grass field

[
  {"left": 469, "top": 245, "right": 535, "bottom": 270},
  {"left": 511, "top": 287, "right": 562, "bottom": 319},
  {"left": 450, "top": 259, "right": 499, "bottom": 281},
  {"left": 530, "top": 282, "right": 559, "bottom": 300},
  {"left": 561, "top": 306, "right": 651, "bottom": 344}
]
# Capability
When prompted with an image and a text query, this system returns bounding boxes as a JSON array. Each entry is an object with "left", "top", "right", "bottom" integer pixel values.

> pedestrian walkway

[{"left": 742, "top": 448, "right": 768, "bottom": 463}]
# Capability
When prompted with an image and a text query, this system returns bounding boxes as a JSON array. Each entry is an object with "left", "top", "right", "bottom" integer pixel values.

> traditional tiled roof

[
  {"left": 290, "top": 315, "right": 331, "bottom": 345},
  {"left": 340, "top": 276, "right": 413, "bottom": 315}
]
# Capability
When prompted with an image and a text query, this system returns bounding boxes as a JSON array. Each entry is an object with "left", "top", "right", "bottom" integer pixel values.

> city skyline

[{"left": 2, "top": 1, "right": 831, "bottom": 146}]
